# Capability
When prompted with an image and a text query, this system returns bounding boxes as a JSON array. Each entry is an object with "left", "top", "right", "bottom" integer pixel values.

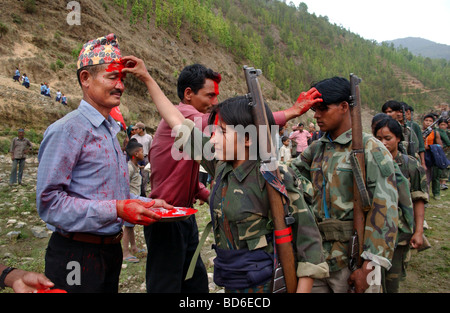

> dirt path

[{"left": 0, "top": 156, "right": 448, "bottom": 293}]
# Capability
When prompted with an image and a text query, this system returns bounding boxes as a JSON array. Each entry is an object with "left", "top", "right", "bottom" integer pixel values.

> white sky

[{"left": 290, "top": 0, "right": 450, "bottom": 45}]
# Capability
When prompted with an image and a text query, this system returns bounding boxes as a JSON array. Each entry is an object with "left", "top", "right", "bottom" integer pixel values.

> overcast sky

[{"left": 290, "top": 0, "right": 450, "bottom": 45}]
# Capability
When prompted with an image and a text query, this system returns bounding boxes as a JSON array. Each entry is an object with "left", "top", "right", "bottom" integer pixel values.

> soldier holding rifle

[
  {"left": 122, "top": 57, "right": 329, "bottom": 293},
  {"left": 292, "top": 76, "right": 399, "bottom": 293}
]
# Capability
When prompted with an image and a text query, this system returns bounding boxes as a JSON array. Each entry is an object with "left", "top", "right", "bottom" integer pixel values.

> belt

[{"left": 58, "top": 230, "right": 123, "bottom": 245}]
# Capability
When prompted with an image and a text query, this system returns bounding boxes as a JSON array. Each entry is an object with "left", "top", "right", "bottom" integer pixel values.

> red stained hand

[
  {"left": 295, "top": 87, "right": 323, "bottom": 115},
  {"left": 120, "top": 55, "right": 151, "bottom": 83},
  {"left": 117, "top": 199, "right": 171, "bottom": 226}
]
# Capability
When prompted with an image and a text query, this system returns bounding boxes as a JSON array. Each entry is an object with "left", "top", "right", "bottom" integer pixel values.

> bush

[
  {"left": 23, "top": 0, "right": 37, "bottom": 14},
  {"left": 0, "top": 22, "right": 8, "bottom": 39},
  {"left": 0, "top": 139, "right": 10, "bottom": 154},
  {"left": 56, "top": 59, "right": 65, "bottom": 69}
]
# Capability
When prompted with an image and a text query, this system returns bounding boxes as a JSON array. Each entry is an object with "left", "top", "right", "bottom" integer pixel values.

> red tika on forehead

[
  {"left": 214, "top": 81, "right": 220, "bottom": 96},
  {"left": 106, "top": 58, "right": 126, "bottom": 82}
]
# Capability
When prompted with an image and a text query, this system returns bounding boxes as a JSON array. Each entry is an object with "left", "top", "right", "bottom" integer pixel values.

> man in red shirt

[{"left": 145, "top": 63, "right": 318, "bottom": 293}]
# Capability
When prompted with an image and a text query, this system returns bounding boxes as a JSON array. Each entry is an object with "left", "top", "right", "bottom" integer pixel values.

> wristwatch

[{"left": 0, "top": 267, "right": 16, "bottom": 289}]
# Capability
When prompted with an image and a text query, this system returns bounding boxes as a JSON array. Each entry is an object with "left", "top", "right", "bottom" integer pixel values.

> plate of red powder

[{"left": 151, "top": 207, "right": 198, "bottom": 222}]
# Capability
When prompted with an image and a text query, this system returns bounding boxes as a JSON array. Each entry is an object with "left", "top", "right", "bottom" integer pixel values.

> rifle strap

[
  {"left": 185, "top": 221, "right": 212, "bottom": 281},
  {"left": 349, "top": 150, "right": 371, "bottom": 211}
]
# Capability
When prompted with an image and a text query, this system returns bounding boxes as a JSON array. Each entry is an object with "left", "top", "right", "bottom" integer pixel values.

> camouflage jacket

[
  {"left": 393, "top": 152, "right": 428, "bottom": 245},
  {"left": 177, "top": 119, "right": 329, "bottom": 279},
  {"left": 400, "top": 123, "right": 420, "bottom": 159},
  {"left": 292, "top": 129, "right": 399, "bottom": 272},
  {"left": 406, "top": 120, "right": 426, "bottom": 153}
]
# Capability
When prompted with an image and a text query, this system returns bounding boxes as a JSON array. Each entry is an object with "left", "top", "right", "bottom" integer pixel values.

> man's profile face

[
  {"left": 189, "top": 79, "right": 219, "bottom": 114},
  {"left": 313, "top": 103, "right": 341, "bottom": 132}
]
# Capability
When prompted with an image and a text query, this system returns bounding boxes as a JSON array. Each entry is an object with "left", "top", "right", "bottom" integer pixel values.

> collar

[
  {"left": 220, "top": 160, "right": 259, "bottom": 183},
  {"left": 78, "top": 100, "right": 120, "bottom": 136},
  {"left": 394, "top": 152, "right": 404, "bottom": 165},
  {"left": 319, "top": 128, "right": 352, "bottom": 145}
]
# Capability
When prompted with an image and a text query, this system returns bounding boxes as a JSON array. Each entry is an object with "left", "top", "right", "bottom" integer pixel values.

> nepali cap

[{"left": 77, "top": 33, "right": 122, "bottom": 70}]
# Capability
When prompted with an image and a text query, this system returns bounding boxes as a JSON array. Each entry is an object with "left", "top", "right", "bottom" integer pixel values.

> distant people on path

[
  {"left": 61, "top": 94, "right": 67, "bottom": 105},
  {"left": 9, "top": 128, "right": 32, "bottom": 186},
  {"left": 22, "top": 74, "right": 30, "bottom": 88},
  {"left": 55, "top": 90, "right": 62, "bottom": 102},
  {"left": 13, "top": 67, "right": 20, "bottom": 83}
]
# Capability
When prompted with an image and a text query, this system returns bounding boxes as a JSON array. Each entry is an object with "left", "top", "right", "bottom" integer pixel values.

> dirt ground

[{"left": 0, "top": 158, "right": 448, "bottom": 293}]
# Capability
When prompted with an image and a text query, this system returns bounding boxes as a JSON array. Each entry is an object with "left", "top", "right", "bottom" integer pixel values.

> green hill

[{"left": 0, "top": 0, "right": 448, "bottom": 134}]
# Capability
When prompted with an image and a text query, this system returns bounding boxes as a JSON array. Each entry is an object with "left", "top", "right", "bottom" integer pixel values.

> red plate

[{"left": 151, "top": 207, "right": 198, "bottom": 222}]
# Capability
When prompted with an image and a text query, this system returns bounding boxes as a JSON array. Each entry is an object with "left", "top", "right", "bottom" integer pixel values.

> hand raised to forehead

[{"left": 295, "top": 87, "right": 323, "bottom": 116}]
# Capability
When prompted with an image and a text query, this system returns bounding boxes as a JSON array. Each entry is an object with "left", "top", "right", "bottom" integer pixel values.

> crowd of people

[
  {"left": 2, "top": 32, "right": 448, "bottom": 294},
  {"left": 12, "top": 67, "right": 68, "bottom": 104}
]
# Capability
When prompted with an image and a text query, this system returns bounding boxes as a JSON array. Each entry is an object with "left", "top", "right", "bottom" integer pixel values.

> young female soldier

[
  {"left": 373, "top": 116, "right": 428, "bottom": 292},
  {"left": 123, "top": 56, "right": 329, "bottom": 293}
]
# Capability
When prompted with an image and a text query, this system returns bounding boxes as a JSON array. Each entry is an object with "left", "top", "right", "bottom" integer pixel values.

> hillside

[
  {"left": 0, "top": 0, "right": 295, "bottom": 134},
  {"left": 0, "top": 0, "right": 448, "bottom": 135},
  {"left": 387, "top": 37, "right": 450, "bottom": 61}
]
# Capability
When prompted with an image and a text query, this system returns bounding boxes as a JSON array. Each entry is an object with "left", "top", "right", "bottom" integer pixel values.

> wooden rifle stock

[
  {"left": 348, "top": 74, "right": 368, "bottom": 292},
  {"left": 243, "top": 66, "right": 298, "bottom": 293}
]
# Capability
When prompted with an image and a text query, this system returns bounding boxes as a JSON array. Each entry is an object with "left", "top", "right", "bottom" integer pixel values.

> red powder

[
  {"left": 151, "top": 207, "right": 197, "bottom": 217},
  {"left": 37, "top": 289, "right": 67, "bottom": 293}
]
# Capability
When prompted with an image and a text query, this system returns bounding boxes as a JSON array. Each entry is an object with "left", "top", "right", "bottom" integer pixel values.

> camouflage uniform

[
  {"left": 178, "top": 119, "right": 329, "bottom": 292},
  {"left": 406, "top": 120, "right": 426, "bottom": 156},
  {"left": 292, "top": 129, "right": 399, "bottom": 292},
  {"left": 383, "top": 152, "right": 428, "bottom": 293},
  {"left": 400, "top": 123, "right": 420, "bottom": 160}
]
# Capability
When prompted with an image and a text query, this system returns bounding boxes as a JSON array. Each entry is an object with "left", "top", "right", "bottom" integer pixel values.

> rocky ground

[
  {"left": 0, "top": 154, "right": 221, "bottom": 293},
  {"left": 0, "top": 154, "right": 448, "bottom": 293}
]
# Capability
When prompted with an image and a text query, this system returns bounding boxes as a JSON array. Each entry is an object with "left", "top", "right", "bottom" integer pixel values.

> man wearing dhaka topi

[{"left": 36, "top": 33, "right": 172, "bottom": 293}]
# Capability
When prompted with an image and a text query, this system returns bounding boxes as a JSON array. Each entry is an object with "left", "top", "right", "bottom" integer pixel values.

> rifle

[
  {"left": 422, "top": 111, "right": 449, "bottom": 138},
  {"left": 243, "top": 66, "right": 298, "bottom": 293},
  {"left": 401, "top": 103, "right": 415, "bottom": 155},
  {"left": 347, "top": 74, "right": 371, "bottom": 293}
]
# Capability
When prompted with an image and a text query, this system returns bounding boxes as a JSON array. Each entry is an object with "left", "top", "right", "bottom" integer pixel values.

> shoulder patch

[{"left": 372, "top": 148, "right": 392, "bottom": 177}]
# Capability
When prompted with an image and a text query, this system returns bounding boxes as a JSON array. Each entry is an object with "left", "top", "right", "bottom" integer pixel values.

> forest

[{"left": 113, "top": 0, "right": 449, "bottom": 113}]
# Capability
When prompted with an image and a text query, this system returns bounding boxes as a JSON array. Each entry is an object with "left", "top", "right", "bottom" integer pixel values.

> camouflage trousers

[
  {"left": 312, "top": 266, "right": 382, "bottom": 293},
  {"left": 382, "top": 244, "right": 410, "bottom": 293}
]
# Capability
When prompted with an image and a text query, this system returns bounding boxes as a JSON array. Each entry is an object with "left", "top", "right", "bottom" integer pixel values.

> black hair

[
  {"left": 281, "top": 136, "right": 289, "bottom": 142},
  {"left": 371, "top": 113, "right": 390, "bottom": 127},
  {"left": 125, "top": 139, "right": 143, "bottom": 158},
  {"left": 177, "top": 64, "right": 221, "bottom": 101},
  {"left": 298, "top": 123, "right": 304, "bottom": 127},
  {"left": 208, "top": 95, "right": 276, "bottom": 159},
  {"left": 381, "top": 100, "right": 401, "bottom": 113},
  {"left": 311, "top": 77, "right": 350, "bottom": 105},
  {"left": 373, "top": 117, "right": 404, "bottom": 142},
  {"left": 208, "top": 95, "right": 275, "bottom": 128},
  {"left": 423, "top": 113, "right": 435, "bottom": 121}
]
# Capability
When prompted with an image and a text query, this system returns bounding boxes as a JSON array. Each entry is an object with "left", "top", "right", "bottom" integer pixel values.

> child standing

[
  {"left": 123, "top": 139, "right": 145, "bottom": 263},
  {"left": 279, "top": 136, "right": 291, "bottom": 163}
]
